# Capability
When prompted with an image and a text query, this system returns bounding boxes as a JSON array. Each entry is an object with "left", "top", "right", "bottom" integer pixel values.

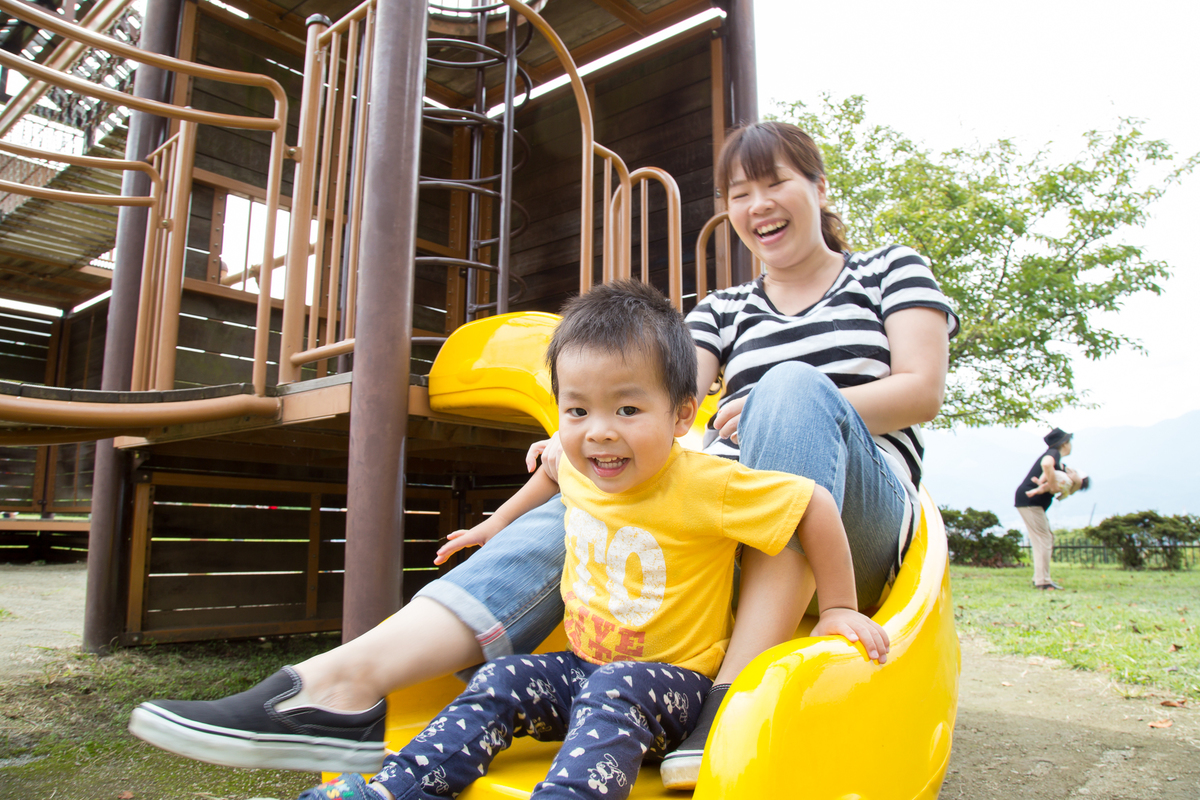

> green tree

[
  {"left": 1085, "top": 511, "right": 1199, "bottom": 570},
  {"left": 771, "top": 96, "right": 1198, "bottom": 427},
  {"left": 940, "top": 506, "right": 1024, "bottom": 567}
]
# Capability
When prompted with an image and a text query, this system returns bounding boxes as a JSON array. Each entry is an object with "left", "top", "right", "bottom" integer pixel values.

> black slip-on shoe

[
  {"left": 659, "top": 682, "right": 729, "bottom": 790},
  {"left": 129, "top": 666, "right": 387, "bottom": 773}
]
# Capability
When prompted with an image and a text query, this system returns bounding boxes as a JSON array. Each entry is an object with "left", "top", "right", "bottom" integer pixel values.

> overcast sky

[{"left": 753, "top": 0, "right": 1200, "bottom": 433}]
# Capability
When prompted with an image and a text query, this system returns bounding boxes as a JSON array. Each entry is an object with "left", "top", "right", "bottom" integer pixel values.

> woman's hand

[
  {"left": 434, "top": 516, "right": 505, "bottom": 565},
  {"left": 712, "top": 395, "right": 747, "bottom": 443},
  {"left": 812, "top": 607, "right": 890, "bottom": 664},
  {"left": 1025, "top": 474, "right": 1051, "bottom": 497},
  {"left": 525, "top": 432, "right": 563, "bottom": 481}
]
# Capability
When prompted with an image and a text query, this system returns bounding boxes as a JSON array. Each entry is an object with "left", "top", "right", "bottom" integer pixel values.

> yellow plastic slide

[{"left": 377, "top": 312, "right": 962, "bottom": 798}]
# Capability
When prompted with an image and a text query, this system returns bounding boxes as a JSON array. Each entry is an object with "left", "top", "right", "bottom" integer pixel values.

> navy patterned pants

[{"left": 372, "top": 651, "right": 712, "bottom": 800}]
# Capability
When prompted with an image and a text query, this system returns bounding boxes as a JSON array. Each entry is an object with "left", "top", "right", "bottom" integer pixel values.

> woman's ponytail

[{"left": 820, "top": 208, "right": 848, "bottom": 253}]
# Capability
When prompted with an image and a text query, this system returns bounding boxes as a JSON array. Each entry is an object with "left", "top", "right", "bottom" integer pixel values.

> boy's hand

[
  {"left": 812, "top": 607, "right": 890, "bottom": 664},
  {"left": 525, "top": 432, "right": 563, "bottom": 481},
  {"left": 434, "top": 518, "right": 504, "bottom": 565}
]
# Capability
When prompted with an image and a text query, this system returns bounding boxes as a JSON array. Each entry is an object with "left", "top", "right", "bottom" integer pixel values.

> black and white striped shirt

[{"left": 685, "top": 244, "right": 960, "bottom": 495}]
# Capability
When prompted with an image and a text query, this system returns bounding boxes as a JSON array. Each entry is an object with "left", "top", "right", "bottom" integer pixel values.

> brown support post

[
  {"left": 341, "top": 0, "right": 426, "bottom": 642},
  {"left": 724, "top": 0, "right": 757, "bottom": 286},
  {"left": 84, "top": 0, "right": 183, "bottom": 654}
]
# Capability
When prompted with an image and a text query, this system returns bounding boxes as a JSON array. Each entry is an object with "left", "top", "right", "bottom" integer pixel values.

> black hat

[{"left": 1044, "top": 427, "right": 1072, "bottom": 448}]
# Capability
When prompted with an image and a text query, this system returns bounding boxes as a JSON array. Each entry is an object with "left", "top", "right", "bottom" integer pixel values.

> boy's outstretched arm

[
  {"left": 434, "top": 467, "right": 559, "bottom": 564},
  {"left": 798, "top": 485, "right": 891, "bottom": 664}
]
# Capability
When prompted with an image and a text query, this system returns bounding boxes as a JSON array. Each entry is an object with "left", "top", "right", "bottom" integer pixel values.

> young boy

[{"left": 301, "top": 280, "right": 887, "bottom": 800}]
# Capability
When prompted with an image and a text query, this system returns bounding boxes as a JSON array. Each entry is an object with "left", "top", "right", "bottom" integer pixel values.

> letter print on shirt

[
  {"left": 607, "top": 525, "right": 666, "bottom": 627},
  {"left": 567, "top": 507, "right": 608, "bottom": 609},
  {"left": 565, "top": 508, "right": 666, "bottom": 658}
]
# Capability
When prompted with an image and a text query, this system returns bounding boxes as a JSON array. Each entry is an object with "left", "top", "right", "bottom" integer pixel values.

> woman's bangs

[{"left": 719, "top": 127, "right": 782, "bottom": 192}]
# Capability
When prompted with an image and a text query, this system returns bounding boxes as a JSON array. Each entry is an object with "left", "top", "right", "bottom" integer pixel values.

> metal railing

[
  {"left": 1023, "top": 543, "right": 1200, "bottom": 569},
  {"left": 277, "top": 0, "right": 704, "bottom": 386},
  {"left": 0, "top": 0, "right": 738, "bottom": 434}
]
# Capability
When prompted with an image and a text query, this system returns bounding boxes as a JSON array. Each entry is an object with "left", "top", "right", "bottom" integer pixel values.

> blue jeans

[
  {"left": 372, "top": 652, "right": 711, "bottom": 800},
  {"left": 416, "top": 362, "right": 910, "bottom": 657}
]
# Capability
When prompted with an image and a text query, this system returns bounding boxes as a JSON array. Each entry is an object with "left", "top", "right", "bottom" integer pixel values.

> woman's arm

[
  {"left": 434, "top": 467, "right": 559, "bottom": 564},
  {"left": 1039, "top": 454, "right": 1061, "bottom": 494},
  {"left": 839, "top": 306, "right": 949, "bottom": 435}
]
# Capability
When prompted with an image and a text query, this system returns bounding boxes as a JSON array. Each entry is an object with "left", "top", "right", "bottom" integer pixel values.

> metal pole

[
  {"left": 464, "top": 2, "right": 488, "bottom": 319},
  {"left": 725, "top": 0, "right": 758, "bottom": 286},
  {"left": 495, "top": 7, "right": 518, "bottom": 314},
  {"left": 84, "top": 0, "right": 182, "bottom": 654},
  {"left": 341, "top": 0, "right": 426, "bottom": 641}
]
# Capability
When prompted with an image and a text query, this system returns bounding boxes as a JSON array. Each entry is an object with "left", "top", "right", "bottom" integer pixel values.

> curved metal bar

[
  {"left": 0, "top": 139, "right": 163, "bottom": 194},
  {"left": 422, "top": 106, "right": 504, "bottom": 128},
  {"left": 0, "top": 178, "right": 156, "bottom": 207},
  {"left": 427, "top": 37, "right": 507, "bottom": 68},
  {"left": 0, "top": 48, "right": 282, "bottom": 131},
  {"left": 416, "top": 255, "right": 500, "bottom": 274},
  {"left": 696, "top": 211, "right": 733, "bottom": 298},
  {"left": 499, "top": 0, "right": 594, "bottom": 294},
  {"left": 0, "top": 392, "right": 280, "bottom": 427},
  {"left": 415, "top": 126, "right": 530, "bottom": 182},
  {"left": 596, "top": 143, "right": 633, "bottom": 281},
  {"left": 0, "top": 0, "right": 288, "bottom": 106},
  {"left": 624, "top": 166, "right": 683, "bottom": 310},
  {"left": 430, "top": 0, "right": 511, "bottom": 13},
  {"left": 414, "top": 256, "right": 528, "bottom": 302},
  {"left": 476, "top": 196, "right": 529, "bottom": 242}
]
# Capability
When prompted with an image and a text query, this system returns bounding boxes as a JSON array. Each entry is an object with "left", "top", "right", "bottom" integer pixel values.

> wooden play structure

[
  {"left": 0, "top": 1, "right": 959, "bottom": 796},
  {"left": 0, "top": 0, "right": 756, "bottom": 645}
]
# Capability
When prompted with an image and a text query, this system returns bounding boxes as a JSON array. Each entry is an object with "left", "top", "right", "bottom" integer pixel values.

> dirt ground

[{"left": 2, "top": 562, "right": 1198, "bottom": 798}]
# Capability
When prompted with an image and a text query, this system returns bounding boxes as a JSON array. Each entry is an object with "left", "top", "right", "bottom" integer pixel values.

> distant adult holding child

[{"left": 1014, "top": 427, "right": 1089, "bottom": 590}]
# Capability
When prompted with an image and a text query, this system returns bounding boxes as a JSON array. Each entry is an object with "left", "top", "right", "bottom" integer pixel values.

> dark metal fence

[{"left": 1022, "top": 541, "right": 1200, "bottom": 569}]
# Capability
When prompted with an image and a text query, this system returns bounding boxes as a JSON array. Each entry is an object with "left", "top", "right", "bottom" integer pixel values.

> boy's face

[{"left": 555, "top": 345, "right": 696, "bottom": 494}]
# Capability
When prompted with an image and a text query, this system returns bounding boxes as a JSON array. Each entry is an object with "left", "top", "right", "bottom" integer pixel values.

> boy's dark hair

[{"left": 546, "top": 279, "right": 697, "bottom": 408}]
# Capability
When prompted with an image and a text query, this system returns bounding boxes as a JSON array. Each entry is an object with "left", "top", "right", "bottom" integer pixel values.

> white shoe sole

[
  {"left": 659, "top": 751, "right": 702, "bottom": 790},
  {"left": 129, "top": 705, "right": 386, "bottom": 773}
]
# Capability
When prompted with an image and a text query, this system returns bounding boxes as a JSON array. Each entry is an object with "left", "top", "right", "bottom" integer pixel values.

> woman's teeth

[{"left": 755, "top": 221, "right": 787, "bottom": 238}]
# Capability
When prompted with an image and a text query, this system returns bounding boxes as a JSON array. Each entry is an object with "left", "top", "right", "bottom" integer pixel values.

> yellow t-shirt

[{"left": 558, "top": 443, "right": 814, "bottom": 678}]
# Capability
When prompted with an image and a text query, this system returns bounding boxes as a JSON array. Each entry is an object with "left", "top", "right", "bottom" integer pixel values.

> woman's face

[{"left": 725, "top": 157, "right": 830, "bottom": 272}]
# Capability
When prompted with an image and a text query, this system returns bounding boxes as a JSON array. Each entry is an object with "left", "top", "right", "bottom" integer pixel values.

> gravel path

[{"left": 0, "top": 562, "right": 87, "bottom": 676}]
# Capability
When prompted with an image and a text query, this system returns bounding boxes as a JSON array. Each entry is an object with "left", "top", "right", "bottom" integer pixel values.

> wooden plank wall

[
  {"left": 0, "top": 300, "right": 104, "bottom": 561},
  {"left": 174, "top": 288, "right": 295, "bottom": 388},
  {"left": 122, "top": 455, "right": 470, "bottom": 644},
  {"left": 511, "top": 37, "right": 716, "bottom": 314},
  {"left": 188, "top": 10, "right": 302, "bottom": 196}
]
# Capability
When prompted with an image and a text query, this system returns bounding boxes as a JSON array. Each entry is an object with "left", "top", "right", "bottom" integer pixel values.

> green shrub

[
  {"left": 1084, "top": 511, "right": 1199, "bottom": 570},
  {"left": 941, "top": 506, "right": 1024, "bottom": 567}
]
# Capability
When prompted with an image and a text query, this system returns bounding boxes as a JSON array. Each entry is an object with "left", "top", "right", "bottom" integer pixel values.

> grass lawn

[
  {"left": 0, "top": 634, "right": 340, "bottom": 799},
  {"left": 952, "top": 563, "right": 1200, "bottom": 700}
]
